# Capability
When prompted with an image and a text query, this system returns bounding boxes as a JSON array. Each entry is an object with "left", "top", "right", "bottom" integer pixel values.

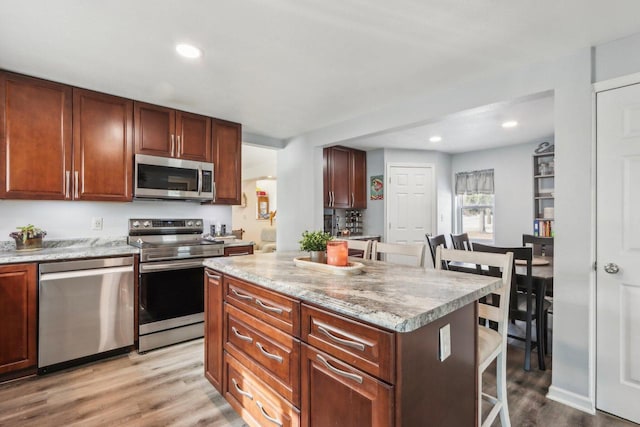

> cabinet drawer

[
  {"left": 301, "top": 304, "right": 394, "bottom": 384},
  {"left": 225, "top": 276, "right": 300, "bottom": 336},
  {"left": 225, "top": 353, "right": 300, "bottom": 427},
  {"left": 224, "top": 303, "right": 300, "bottom": 405}
]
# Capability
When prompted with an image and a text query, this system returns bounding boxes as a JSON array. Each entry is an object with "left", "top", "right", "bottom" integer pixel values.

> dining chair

[
  {"left": 435, "top": 247, "right": 513, "bottom": 427},
  {"left": 522, "top": 234, "right": 554, "bottom": 257},
  {"left": 371, "top": 241, "right": 426, "bottom": 267},
  {"left": 343, "top": 239, "right": 372, "bottom": 260},
  {"left": 426, "top": 234, "right": 448, "bottom": 269},
  {"left": 450, "top": 233, "right": 472, "bottom": 250},
  {"left": 473, "top": 243, "right": 550, "bottom": 371}
]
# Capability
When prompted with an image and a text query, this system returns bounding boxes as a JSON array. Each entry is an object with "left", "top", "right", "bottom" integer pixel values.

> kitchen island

[{"left": 203, "top": 251, "right": 501, "bottom": 427}]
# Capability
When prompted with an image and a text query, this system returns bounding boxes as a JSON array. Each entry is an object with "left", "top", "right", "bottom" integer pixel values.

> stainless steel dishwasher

[{"left": 38, "top": 256, "right": 135, "bottom": 371}]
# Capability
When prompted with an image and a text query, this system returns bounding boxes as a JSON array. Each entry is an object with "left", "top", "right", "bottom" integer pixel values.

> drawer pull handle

[
  {"left": 256, "top": 342, "right": 283, "bottom": 363},
  {"left": 232, "top": 288, "right": 253, "bottom": 301},
  {"left": 317, "top": 324, "right": 366, "bottom": 351},
  {"left": 205, "top": 271, "right": 221, "bottom": 281},
  {"left": 231, "top": 378, "right": 253, "bottom": 400},
  {"left": 256, "top": 401, "right": 283, "bottom": 427},
  {"left": 229, "top": 252, "right": 251, "bottom": 256},
  {"left": 317, "top": 354, "right": 363, "bottom": 384},
  {"left": 255, "top": 298, "right": 283, "bottom": 314},
  {"left": 232, "top": 326, "right": 253, "bottom": 343}
]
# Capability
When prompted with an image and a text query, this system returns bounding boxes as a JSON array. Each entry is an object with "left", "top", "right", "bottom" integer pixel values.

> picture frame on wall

[{"left": 370, "top": 175, "right": 383, "bottom": 200}]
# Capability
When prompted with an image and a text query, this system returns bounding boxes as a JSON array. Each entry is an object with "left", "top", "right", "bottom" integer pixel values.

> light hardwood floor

[{"left": 0, "top": 339, "right": 635, "bottom": 427}]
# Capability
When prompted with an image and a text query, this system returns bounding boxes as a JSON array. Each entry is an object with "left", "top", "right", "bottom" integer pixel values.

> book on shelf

[{"left": 534, "top": 219, "right": 554, "bottom": 237}]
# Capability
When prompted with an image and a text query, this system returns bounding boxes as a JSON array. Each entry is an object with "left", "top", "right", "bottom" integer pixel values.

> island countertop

[{"left": 203, "top": 251, "right": 501, "bottom": 333}]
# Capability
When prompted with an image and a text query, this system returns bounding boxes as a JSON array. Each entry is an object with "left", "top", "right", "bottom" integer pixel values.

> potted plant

[
  {"left": 299, "top": 230, "right": 333, "bottom": 263},
  {"left": 9, "top": 224, "right": 47, "bottom": 251}
]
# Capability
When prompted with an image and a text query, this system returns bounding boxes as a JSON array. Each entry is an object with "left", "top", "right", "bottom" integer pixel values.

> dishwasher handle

[{"left": 40, "top": 265, "right": 133, "bottom": 281}]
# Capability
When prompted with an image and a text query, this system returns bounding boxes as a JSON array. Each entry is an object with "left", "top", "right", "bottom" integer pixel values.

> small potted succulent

[
  {"left": 10, "top": 224, "right": 47, "bottom": 251},
  {"left": 299, "top": 230, "right": 333, "bottom": 263}
]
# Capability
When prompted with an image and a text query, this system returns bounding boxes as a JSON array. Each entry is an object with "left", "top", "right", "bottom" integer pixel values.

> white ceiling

[{"left": 1, "top": 1, "right": 640, "bottom": 142}]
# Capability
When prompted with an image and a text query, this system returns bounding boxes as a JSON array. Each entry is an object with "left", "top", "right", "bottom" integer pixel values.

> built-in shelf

[{"left": 533, "top": 146, "right": 555, "bottom": 236}]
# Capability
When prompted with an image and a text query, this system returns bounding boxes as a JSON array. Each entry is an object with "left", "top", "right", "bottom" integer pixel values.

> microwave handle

[
  {"left": 213, "top": 182, "right": 216, "bottom": 203},
  {"left": 198, "top": 167, "right": 203, "bottom": 195}
]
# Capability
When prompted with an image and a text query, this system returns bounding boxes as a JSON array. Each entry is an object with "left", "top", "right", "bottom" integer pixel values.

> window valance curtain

[{"left": 455, "top": 169, "right": 494, "bottom": 195}]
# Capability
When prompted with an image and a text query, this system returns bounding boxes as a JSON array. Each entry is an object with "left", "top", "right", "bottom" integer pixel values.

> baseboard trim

[{"left": 547, "top": 385, "right": 596, "bottom": 415}]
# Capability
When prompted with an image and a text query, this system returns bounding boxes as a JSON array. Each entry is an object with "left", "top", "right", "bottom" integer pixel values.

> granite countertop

[
  {"left": 340, "top": 235, "right": 381, "bottom": 240},
  {"left": 0, "top": 238, "right": 139, "bottom": 264},
  {"left": 203, "top": 251, "right": 501, "bottom": 333}
]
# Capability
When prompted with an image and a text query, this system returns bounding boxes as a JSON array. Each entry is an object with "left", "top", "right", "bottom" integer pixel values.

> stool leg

[{"left": 497, "top": 352, "right": 511, "bottom": 427}]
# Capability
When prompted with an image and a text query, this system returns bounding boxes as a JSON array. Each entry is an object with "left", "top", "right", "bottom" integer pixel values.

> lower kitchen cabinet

[
  {"left": 0, "top": 263, "right": 37, "bottom": 377},
  {"left": 204, "top": 269, "right": 223, "bottom": 392},
  {"left": 224, "top": 244, "right": 254, "bottom": 257}
]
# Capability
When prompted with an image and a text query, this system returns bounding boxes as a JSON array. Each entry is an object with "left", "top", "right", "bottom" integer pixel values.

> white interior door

[
  {"left": 385, "top": 163, "right": 435, "bottom": 265},
  {"left": 596, "top": 82, "right": 640, "bottom": 424}
]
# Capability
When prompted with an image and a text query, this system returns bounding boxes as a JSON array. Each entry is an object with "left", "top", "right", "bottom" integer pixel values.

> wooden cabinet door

[
  {"left": 73, "top": 88, "right": 133, "bottom": 201},
  {"left": 212, "top": 119, "right": 242, "bottom": 204},
  {"left": 301, "top": 343, "right": 393, "bottom": 427},
  {"left": 351, "top": 148, "right": 367, "bottom": 208},
  {"left": 0, "top": 263, "right": 37, "bottom": 375},
  {"left": 134, "top": 101, "right": 175, "bottom": 157},
  {"left": 176, "top": 111, "right": 211, "bottom": 162},
  {"left": 0, "top": 72, "right": 72, "bottom": 199},
  {"left": 323, "top": 148, "right": 331, "bottom": 208},
  {"left": 205, "top": 269, "right": 224, "bottom": 392},
  {"left": 327, "top": 146, "right": 352, "bottom": 208}
]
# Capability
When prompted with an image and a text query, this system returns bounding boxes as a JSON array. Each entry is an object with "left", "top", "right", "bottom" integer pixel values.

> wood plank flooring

[{"left": 0, "top": 339, "right": 635, "bottom": 426}]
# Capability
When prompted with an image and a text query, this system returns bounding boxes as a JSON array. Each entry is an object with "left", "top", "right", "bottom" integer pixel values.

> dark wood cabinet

[
  {"left": 204, "top": 269, "right": 224, "bottom": 392},
  {"left": 134, "top": 101, "right": 211, "bottom": 162},
  {"left": 212, "top": 119, "right": 242, "bottom": 205},
  {"left": 0, "top": 72, "right": 72, "bottom": 199},
  {"left": 0, "top": 263, "right": 37, "bottom": 377},
  {"left": 224, "top": 244, "right": 254, "bottom": 257},
  {"left": 323, "top": 146, "right": 367, "bottom": 209},
  {"left": 73, "top": 88, "right": 133, "bottom": 201}
]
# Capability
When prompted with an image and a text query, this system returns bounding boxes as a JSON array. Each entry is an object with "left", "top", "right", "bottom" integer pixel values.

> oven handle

[{"left": 140, "top": 260, "right": 203, "bottom": 272}]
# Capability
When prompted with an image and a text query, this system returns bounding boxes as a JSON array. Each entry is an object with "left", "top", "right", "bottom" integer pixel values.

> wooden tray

[
  {"left": 515, "top": 257, "right": 550, "bottom": 266},
  {"left": 293, "top": 257, "right": 365, "bottom": 275}
]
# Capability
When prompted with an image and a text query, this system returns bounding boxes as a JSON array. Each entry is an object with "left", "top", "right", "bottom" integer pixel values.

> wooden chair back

[
  {"left": 435, "top": 247, "right": 513, "bottom": 339},
  {"left": 522, "top": 234, "right": 554, "bottom": 257},
  {"left": 450, "top": 233, "right": 472, "bottom": 250},
  {"left": 372, "top": 241, "right": 426, "bottom": 267},
  {"left": 342, "top": 239, "right": 372, "bottom": 260},
  {"left": 426, "top": 234, "right": 448, "bottom": 269}
]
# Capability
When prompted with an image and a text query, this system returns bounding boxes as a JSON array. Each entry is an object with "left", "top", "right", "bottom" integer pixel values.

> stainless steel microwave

[{"left": 134, "top": 154, "right": 214, "bottom": 201}]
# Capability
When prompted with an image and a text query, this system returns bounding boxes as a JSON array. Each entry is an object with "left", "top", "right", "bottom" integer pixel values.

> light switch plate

[
  {"left": 91, "top": 217, "right": 103, "bottom": 231},
  {"left": 439, "top": 324, "right": 451, "bottom": 362}
]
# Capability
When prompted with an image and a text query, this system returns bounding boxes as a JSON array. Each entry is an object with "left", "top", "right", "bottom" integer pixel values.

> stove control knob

[
  {"left": 195, "top": 221, "right": 202, "bottom": 227},
  {"left": 132, "top": 221, "right": 140, "bottom": 228},
  {"left": 187, "top": 221, "right": 194, "bottom": 227},
  {"left": 143, "top": 221, "right": 151, "bottom": 228}
]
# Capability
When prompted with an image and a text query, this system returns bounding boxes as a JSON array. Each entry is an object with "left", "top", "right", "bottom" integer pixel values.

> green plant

[
  {"left": 299, "top": 230, "right": 333, "bottom": 252},
  {"left": 9, "top": 224, "right": 47, "bottom": 243}
]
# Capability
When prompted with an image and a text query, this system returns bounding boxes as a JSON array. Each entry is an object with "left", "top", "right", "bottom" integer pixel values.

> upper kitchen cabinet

[
  {"left": 211, "top": 119, "right": 242, "bottom": 205},
  {"left": 134, "top": 101, "right": 211, "bottom": 162},
  {"left": 323, "top": 146, "right": 367, "bottom": 209},
  {"left": 73, "top": 88, "right": 133, "bottom": 201},
  {"left": 0, "top": 72, "right": 72, "bottom": 199}
]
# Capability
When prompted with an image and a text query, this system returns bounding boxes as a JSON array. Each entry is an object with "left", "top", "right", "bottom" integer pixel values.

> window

[{"left": 455, "top": 169, "right": 494, "bottom": 242}]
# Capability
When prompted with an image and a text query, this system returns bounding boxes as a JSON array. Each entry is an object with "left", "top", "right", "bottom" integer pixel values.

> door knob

[{"left": 604, "top": 263, "right": 620, "bottom": 274}]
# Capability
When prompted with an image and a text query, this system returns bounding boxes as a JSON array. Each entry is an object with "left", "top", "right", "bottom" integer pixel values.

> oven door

[
  {"left": 138, "top": 259, "right": 204, "bottom": 334},
  {"left": 134, "top": 154, "right": 213, "bottom": 201}
]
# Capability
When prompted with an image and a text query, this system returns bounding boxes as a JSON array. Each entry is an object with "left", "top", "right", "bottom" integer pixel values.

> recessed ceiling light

[
  {"left": 502, "top": 120, "right": 518, "bottom": 128},
  {"left": 176, "top": 43, "right": 202, "bottom": 59},
  {"left": 429, "top": 136, "right": 442, "bottom": 143}
]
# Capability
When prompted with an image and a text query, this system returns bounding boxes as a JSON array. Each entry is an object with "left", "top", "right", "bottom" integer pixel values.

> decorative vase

[
  {"left": 309, "top": 250, "right": 326, "bottom": 263},
  {"left": 13, "top": 236, "right": 43, "bottom": 251}
]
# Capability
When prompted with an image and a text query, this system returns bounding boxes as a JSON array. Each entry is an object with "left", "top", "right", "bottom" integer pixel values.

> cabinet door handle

[
  {"left": 231, "top": 326, "right": 253, "bottom": 343},
  {"left": 317, "top": 323, "right": 366, "bottom": 351},
  {"left": 256, "top": 401, "right": 283, "bottom": 427},
  {"left": 65, "top": 171, "right": 70, "bottom": 198},
  {"left": 231, "top": 288, "right": 253, "bottom": 301},
  {"left": 231, "top": 378, "right": 253, "bottom": 400},
  {"left": 351, "top": 192, "right": 355, "bottom": 207},
  {"left": 228, "top": 252, "right": 251, "bottom": 256},
  {"left": 170, "top": 134, "right": 175, "bottom": 157},
  {"left": 331, "top": 191, "right": 335, "bottom": 206},
  {"left": 255, "top": 298, "right": 283, "bottom": 314},
  {"left": 177, "top": 135, "right": 181, "bottom": 157},
  {"left": 256, "top": 342, "right": 283, "bottom": 363},
  {"left": 316, "top": 354, "right": 363, "bottom": 384},
  {"left": 205, "top": 271, "right": 221, "bottom": 281},
  {"left": 74, "top": 171, "right": 79, "bottom": 199}
]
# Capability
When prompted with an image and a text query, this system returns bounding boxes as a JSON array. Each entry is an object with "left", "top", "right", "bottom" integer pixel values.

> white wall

[
  {"left": 232, "top": 178, "right": 276, "bottom": 244},
  {"left": 277, "top": 49, "right": 595, "bottom": 412},
  {"left": 451, "top": 139, "right": 547, "bottom": 247},
  {"left": 595, "top": 32, "right": 640, "bottom": 82},
  {"left": 363, "top": 149, "right": 384, "bottom": 237},
  {"left": 0, "top": 199, "right": 231, "bottom": 241}
]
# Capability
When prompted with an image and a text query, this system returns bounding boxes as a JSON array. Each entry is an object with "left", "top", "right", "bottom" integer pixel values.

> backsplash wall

[{"left": 0, "top": 200, "right": 232, "bottom": 241}]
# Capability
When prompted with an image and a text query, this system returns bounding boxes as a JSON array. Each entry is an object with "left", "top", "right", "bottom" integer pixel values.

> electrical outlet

[
  {"left": 91, "top": 217, "right": 103, "bottom": 231},
  {"left": 439, "top": 324, "right": 451, "bottom": 362}
]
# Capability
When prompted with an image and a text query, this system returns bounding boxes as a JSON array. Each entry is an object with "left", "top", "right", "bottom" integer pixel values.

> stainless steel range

[{"left": 128, "top": 218, "right": 224, "bottom": 352}]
